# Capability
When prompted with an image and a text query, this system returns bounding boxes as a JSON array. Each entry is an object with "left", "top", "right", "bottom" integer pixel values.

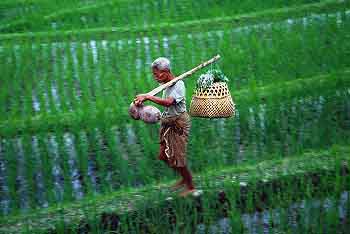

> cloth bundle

[{"left": 129, "top": 103, "right": 161, "bottom": 124}]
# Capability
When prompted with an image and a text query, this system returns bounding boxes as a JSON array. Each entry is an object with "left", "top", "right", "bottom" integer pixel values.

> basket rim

[
  {"left": 193, "top": 81, "right": 231, "bottom": 98},
  {"left": 191, "top": 94, "right": 233, "bottom": 100},
  {"left": 195, "top": 81, "right": 228, "bottom": 89}
]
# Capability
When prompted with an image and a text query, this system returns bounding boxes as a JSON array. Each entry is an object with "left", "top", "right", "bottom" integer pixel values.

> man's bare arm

[
  {"left": 134, "top": 94, "right": 174, "bottom": 107},
  {"left": 147, "top": 95, "right": 174, "bottom": 107}
]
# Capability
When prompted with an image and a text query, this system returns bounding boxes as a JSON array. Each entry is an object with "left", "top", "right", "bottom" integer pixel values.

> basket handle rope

[{"left": 145, "top": 54, "right": 221, "bottom": 97}]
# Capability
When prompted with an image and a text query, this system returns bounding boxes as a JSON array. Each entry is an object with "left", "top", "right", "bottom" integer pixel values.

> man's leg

[
  {"left": 158, "top": 142, "right": 185, "bottom": 190},
  {"left": 177, "top": 166, "right": 195, "bottom": 190},
  {"left": 169, "top": 166, "right": 186, "bottom": 191}
]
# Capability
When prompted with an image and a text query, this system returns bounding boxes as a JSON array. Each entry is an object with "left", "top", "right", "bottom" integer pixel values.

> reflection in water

[
  {"left": 14, "top": 138, "right": 29, "bottom": 210},
  {"left": 48, "top": 134, "right": 64, "bottom": 202},
  {"left": 63, "top": 133, "right": 84, "bottom": 199},
  {"left": 0, "top": 139, "right": 10, "bottom": 215},
  {"left": 31, "top": 136, "right": 48, "bottom": 208}
]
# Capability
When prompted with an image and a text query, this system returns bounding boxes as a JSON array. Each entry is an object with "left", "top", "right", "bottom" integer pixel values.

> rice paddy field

[{"left": 0, "top": 0, "right": 350, "bottom": 233}]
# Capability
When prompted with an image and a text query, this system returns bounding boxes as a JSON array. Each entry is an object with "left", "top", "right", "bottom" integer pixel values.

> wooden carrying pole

[{"left": 146, "top": 54, "right": 221, "bottom": 97}]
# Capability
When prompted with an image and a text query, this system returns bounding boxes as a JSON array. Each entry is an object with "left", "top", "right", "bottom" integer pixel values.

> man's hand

[{"left": 134, "top": 94, "right": 149, "bottom": 106}]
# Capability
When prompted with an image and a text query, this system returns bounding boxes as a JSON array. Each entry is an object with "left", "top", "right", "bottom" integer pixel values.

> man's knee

[
  {"left": 158, "top": 143, "right": 166, "bottom": 160},
  {"left": 159, "top": 142, "right": 165, "bottom": 153}
]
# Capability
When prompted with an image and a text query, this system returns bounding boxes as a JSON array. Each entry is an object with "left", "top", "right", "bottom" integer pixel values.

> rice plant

[{"left": 0, "top": 1, "right": 349, "bottom": 233}]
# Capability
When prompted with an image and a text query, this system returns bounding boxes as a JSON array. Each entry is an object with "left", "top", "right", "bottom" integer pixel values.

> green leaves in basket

[
  {"left": 196, "top": 73, "right": 214, "bottom": 90},
  {"left": 209, "top": 69, "right": 229, "bottom": 83},
  {"left": 196, "top": 69, "right": 229, "bottom": 90}
]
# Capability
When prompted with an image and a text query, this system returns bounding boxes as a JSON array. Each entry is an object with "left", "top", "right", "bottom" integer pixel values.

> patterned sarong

[{"left": 158, "top": 112, "right": 191, "bottom": 167}]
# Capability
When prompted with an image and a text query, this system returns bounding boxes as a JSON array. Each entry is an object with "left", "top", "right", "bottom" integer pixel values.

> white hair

[{"left": 151, "top": 57, "right": 171, "bottom": 71}]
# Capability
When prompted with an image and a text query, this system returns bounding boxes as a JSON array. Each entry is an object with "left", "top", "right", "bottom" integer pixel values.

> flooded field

[{"left": 0, "top": 1, "right": 349, "bottom": 233}]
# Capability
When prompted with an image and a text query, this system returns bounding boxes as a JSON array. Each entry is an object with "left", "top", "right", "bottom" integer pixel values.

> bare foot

[
  {"left": 178, "top": 188, "right": 196, "bottom": 197},
  {"left": 169, "top": 179, "right": 185, "bottom": 191}
]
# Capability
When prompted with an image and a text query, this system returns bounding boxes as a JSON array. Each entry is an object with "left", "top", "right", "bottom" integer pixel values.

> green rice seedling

[
  {"left": 255, "top": 103, "right": 268, "bottom": 157},
  {"left": 73, "top": 130, "right": 93, "bottom": 196},
  {"left": 35, "top": 46, "right": 48, "bottom": 115},
  {"left": 76, "top": 42, "right": 92, "bottom": 110},
  {"left": 131, "top": 125, "right": 154, "bottom": 184},
  {"left": 30, "top": 135, "right": 49, "bottom": 209},
  {"left": 38, "top": 132, "right": 58, "bottom": 205},
  {"left": 21, "top": 65, "right": 35, "bottom": 119},
  {"left": 84, "top": 127, "right": 103, "bottom": 193},
  {"left": 98, "top": 125, "right": 118, "bottom": 190},
  {"left": 317, "top": 96, "right": 334, "bottom": 145},
  {"left": 93, "top": 125, "right": 113, "bottom": 192},
  {"left": 56, "top": 130, "right": 74, "bottom": 202},
  {"left": 71, "top": 42, "right": 86, "bottom": 107},
  {"left": 55, "top": 207, "right": 68, "bottom": 234},
  {"left": 2, "top": 138, "right": 20, "bottom": 215},
  {"left": 103, "top": 74, "right": 119, "bottom": 110},
  {"left": 0, "top": 142, "right": 10, "bottom": 216},
  {"left": 63, "top": 41, "right": 80, "bottom": 111},
  {"left": 21, "top": 134, "right": 36, "bottom": 211},
  {"left": 6, "top": 46, "right": 22, "bottom": 120},
  {"left": 0, "top": 53, "right": 13, "bottom": 121},
  {"left": 84, "top": 41, "right": 97, "bottom": 107},
  {"left": 103, "top": 126, "right": 123, "bottom": 190},
  {"left": 125, "top": 122, "right": 150, "bottom": 186},
  {"left": 93, "top": 41, "right": 105, "bottom": 105},
  {"left": 121, "top": 124, "right": 141, "bottom": 187},
  {"left": 37, "top": 43, "right": 53, "bottom": 115},
  {"left": 47, "top": 42, "right": 62, "bottom": 113},
  {"left": 32, "top": 42, "right": 47, "bottom": 115},
  {"left": 137, "top": 37, "right": 149, "bottom": 83},
  {"left": 15, "top": 136, "right": 32, "bottom": 211},
  {"left": 147, "top": 34, "right": 161, "bottom": 71},
  {"left": 48, "top": 133, "right": 67, "bottom": 202},
  {"left": 96, "top": 42, "right": 110, "bottom": 105},
  {"left": 57, "top": 43, "right": 71, "bottom": 113}
]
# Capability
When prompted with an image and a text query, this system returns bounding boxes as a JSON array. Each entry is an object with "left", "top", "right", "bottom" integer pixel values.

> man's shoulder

[
  {"left": 177, "top": 80, "right": 185, "bottom": 85},
  {"left": 174, "top": 80, "right": 185, "bottom": 88}
]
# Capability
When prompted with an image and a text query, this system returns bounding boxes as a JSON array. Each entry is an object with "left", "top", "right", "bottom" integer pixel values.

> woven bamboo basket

[{"left": 189, "top": 82, "right": 235, "bottom": 118}]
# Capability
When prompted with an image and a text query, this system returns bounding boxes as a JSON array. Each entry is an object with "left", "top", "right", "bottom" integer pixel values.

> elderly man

[{"left": 134, "top": 57, "right": 196, "bottom": 197}]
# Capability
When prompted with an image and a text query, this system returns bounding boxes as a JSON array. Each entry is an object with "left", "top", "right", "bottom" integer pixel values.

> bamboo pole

[{"left": 146, "top": 54, "right": 221, "bottom": 96}]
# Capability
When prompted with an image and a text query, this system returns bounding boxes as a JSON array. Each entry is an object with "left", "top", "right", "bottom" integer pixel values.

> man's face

[{"left": 152, "top": 67, "right": 168, "bottom": 83}]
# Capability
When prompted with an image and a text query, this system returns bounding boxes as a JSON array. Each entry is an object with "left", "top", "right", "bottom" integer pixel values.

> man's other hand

[{"left": 134, "top": 94, "right": 149, "bottom": 106}]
